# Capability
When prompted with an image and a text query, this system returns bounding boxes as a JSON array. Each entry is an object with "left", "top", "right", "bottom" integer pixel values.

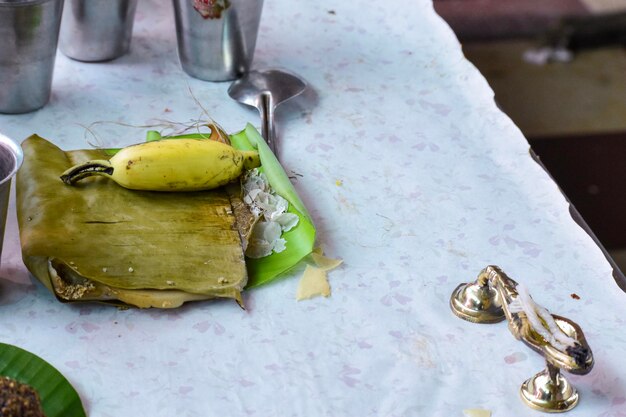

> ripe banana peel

[{"left": 60, "top": 138, "right": 260, "bottom": 191}]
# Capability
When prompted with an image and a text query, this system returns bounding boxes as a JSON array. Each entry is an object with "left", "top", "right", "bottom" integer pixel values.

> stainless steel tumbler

[
  {"left": 0, "top": 0, "right": 64, "bottom": 114},
  {"left": 0, "top": 133, "right": 23, "bottom": 265},
  {"left": 59, "top": 0, "right": 138, "bottom": 62},
  {"left": 172, "top": 0, "right": 264, "bottom": 81}
]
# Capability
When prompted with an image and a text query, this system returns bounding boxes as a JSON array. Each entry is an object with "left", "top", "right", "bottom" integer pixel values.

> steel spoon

[{"left": 228, "top": 69, "right": 306, "bottom": 159}]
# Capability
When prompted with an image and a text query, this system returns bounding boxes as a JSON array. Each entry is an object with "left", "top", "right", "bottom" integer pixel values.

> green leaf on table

[
  {"left": 241, "top": 124, "right": 313, "bottom": 223},
  {"left": 144, "top": 125, "right": 316, "bottom": 287},
  {"left": 103, "top": 148, "right": 120, "bottom": 156},
  {"left": 146, "top": 130, "right": 163, "bottom": 142},
  {"left": 230, "top": 124, "right": 316, "bottom": 287},
  {"left": 0, "top": 343, "right": 86, "bottom": 417}
]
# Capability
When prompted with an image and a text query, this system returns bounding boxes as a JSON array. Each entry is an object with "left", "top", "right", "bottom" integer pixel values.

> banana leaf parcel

[{"left": 16, "top": 135, "right": 248, "bottom": 308}]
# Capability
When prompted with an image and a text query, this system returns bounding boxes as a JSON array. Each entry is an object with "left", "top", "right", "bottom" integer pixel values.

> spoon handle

[{"left": 260, "top": 95, "right": 277, "bottom": 159}]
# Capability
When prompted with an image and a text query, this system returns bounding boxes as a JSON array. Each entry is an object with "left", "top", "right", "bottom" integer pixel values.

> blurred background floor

[{"left": 434, "top": 0, "right": 626, "bottom": 272}]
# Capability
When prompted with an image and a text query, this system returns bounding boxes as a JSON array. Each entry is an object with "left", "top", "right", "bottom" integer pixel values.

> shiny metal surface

[
  {"left": 449, "top": 282, "right": 505, "bottom": 324},
  {"left": 172, "top": 0, "right": 263, "bottom": 81},
  {"left": 520, "top": 363, "right": 579, "bottom": 413},
  {"left": 0, "top": 0, "right": 64, "bottom": 114},
  {"left": 0, "top": 133, "right": 23, "bottom": 265},
  {"left": 228, "top": 69, "right": 306, "bottom": 158},
  {"left": 59, "top": 0, "right": 138, "bottom": 62},
  {"left": 450, "top": 266, "right": 594, "bottom": 412}
]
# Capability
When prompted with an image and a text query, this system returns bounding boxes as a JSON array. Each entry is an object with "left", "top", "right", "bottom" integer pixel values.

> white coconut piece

[
  {"left": 273, "top": 238, "right": 287, "bottom": 253},
  {"left": 274, "top": 212, "right": 299, "bottom": 232},
  {"left": 241, "top": 168, "right": 300, "bottom": 258},
  {"left": 245, "top": 238, "right": 273, "bottom": 258}
]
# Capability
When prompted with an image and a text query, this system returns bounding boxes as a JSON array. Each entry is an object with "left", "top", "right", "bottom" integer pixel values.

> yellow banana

[{"left": 60, "top": 139, "right": 260, "bottom": 192}]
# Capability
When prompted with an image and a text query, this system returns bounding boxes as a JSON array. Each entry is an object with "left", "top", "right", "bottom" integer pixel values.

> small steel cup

[
  {"left": 172, "top": 0, "right": 264, "bottom": 81},
  {"left": 0, "top": 0, "right": 64, "bottom": 114},
  {"left": 59, "top": 0, "right": 138, "bottom": 62},
  {"left": 0, "top": 134, "right": 23, "bottom": 265}
]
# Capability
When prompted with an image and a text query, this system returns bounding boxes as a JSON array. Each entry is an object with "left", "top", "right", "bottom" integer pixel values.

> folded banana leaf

[{"left": 16, "top": 135, "right": 248, "bottom": 308}]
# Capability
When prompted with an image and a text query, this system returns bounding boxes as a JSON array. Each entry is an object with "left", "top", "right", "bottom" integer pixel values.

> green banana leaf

[
  {"left": 230, "top": 124, "right": 316, "bottom": 287},
  {"left": 0, "top": 343, "right": 86, "bottom": 417},
  {"left": 153, "top": 124, "right": 316, "bottom": 287}
]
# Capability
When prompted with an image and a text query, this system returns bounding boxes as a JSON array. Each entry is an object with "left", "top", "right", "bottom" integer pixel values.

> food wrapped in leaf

[
  {"left": 16, "top": 135, "right": 248, "bottom": 308},
  {"left": 17, "top": 123, "right": 321, "bottom": 307}
]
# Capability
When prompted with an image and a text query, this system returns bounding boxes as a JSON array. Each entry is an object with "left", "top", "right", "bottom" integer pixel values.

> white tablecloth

[{"left": 1, "top": 1, "right": 624, "bottom": 416}]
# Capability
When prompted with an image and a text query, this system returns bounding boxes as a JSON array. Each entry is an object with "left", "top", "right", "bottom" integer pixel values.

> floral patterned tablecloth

[{"left": 0, "top": 1, "right": 624, "bottom": 416}]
